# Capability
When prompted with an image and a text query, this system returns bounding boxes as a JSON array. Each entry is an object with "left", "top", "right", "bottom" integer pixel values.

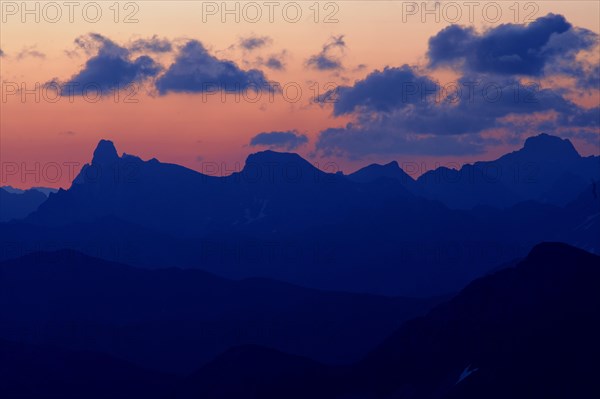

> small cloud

[
  {"left": 53, "top": 33, "right": 162, "bottom": 96},
  {"left": 249, "top": 130, "right": 309, "bottom": 151},
  {"left": 0, "top": 49, "right": 4, "bottom": 57},
  {"left": 129, "top": 35, "right": 173, "bottom": 53},
  {"left": 196, "top": 155, "right": 204, "bottom": 162},
  {"left": 239, "top": 35, "right": 271, "bottom": 51},
  {"left": 64, "top": 49, "right": 80, "bottom": 58},
  {"left": 16, "top": 46, "right": 45, "bottom": 60},
  {"left": 59, "top": 130, "right": 77, "bottom": 136},
  {"left": 306, "top": 35, "right": 346, "bottom": 71},
  {"left": 327, "top": 65, "right": 439, "bottom": 116},
  {"left": 156, "top": 40, "right": 271, "bottom": 95},
  {"left": 427, "top": 13, "right": 597, "bottom": 78},
  {"left": 258, "top": 51, "right": 287, "bottom": 71},
  {"left": 265, "top": 56, "right": 284, "bottom": 70},
  {"left": 74, "top": 34, "right": 102, "bottom": 55}
]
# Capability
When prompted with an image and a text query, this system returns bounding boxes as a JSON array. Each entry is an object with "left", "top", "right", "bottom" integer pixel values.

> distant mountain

[
  {"left": 1, "top": 185, "right": 25, "bottom": 194},
  {"left": 172, "top": 242, "right": 600, "bottom": 399},
  {"left": 418, "top": 133, "right": 600, "bottom": 209},
  {"left": 26, "top": 140, "right": 411, "bottom": 236},
  {"left": 31, "top": 186, "right": 59, "bottom": 196},
  {"left": 0, "top": 187, "right": 47, "bottom": 222},
  {"left": 0, "top": 250, "right": 443, "bottom": 373},
  {"left": 561, "top": 181, "right": 600, "bottom": 253},
  {"left": 347, "top": 161, "right": 423, "bottom": 195},
  {"left": 3, "top": 187, "right": 595, "bottom": 296},
  {"left": 1, "top": 135, "right": 596, "bottom": 297},
  {"left": 1, "top": 185, "right": 58, "bottom": 196}
]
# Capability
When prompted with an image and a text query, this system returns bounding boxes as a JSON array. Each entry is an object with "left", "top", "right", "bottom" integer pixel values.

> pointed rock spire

[{"left": 92, "top": 140, "right": 119, "bottom": 165}]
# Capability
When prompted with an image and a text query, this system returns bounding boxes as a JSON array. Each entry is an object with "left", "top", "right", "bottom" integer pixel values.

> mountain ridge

[{"left": 169, "top": 242, "right": 600, "bottom": 399}]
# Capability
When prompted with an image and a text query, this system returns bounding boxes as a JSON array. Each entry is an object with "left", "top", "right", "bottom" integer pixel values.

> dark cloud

[
  {"left": 560, "top": 61, "right": 600, "bottom": 91},
  {"left": 326, "top": 65, "right": 439, "bottom": 116},
  {"left": 258, "top": 52, "right": 286, "bottom": 71},
  {"left": 239, "top": 35, "right": 271, "bottom": 51},
  {"left": 561, "top": 129, "right": 600, "bottom": 145},
  {"left": 265, "top": 55, "right": 285, "bottom": 70},
  {"left": 155, "top": 40, "right": 271, "bottom": 94},
  {"left": 129, "top": 35, "right": 172, "bottom": 53},
  {"left": 381, "top": 73, "right": 597, "bottom": 135},
  {"left": 307, "top": 54, "right": 342, "bottom": 71},
  {"left": 74, "top": 33, "right": 107, "bottom": 55},
  {"left": 306, "top": 35, "right": 346, "bottom": 71},
  {"left": 56, "top": 34, "right": 161, "bottom": 95},
  {"left": 314, "top": 15, "right": 599, "bottom": 158},
  {"left": 316, "top": 66, "right": 597, "bottom": 157},
  {"left": 555, "top": 106, "right": 600, "bottom": 128},
  {"left": 427, "top": 14, "right": 597, "bottom": 77},
  {"left": 317, "top": 123, "right": 492, "bottom": 158},
  {"left": 0, "top": 49, "right": 4, "bottom": 57},
  {"left": 577, "top": 63, "right": 600, "bottom": 91},
  {"left": 249, "top": 130, "right": 309, "bottom": 150}
]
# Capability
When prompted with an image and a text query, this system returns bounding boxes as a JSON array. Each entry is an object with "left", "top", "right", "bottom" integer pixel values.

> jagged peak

[
  {"left": 522, "top": 133, "right": 579, "bottom": 158},
  {"left": 243, "top": 150, "right": 314, "bottom": 170},
  {"left": 92, "top": 140, "right": 119, "bottom": 164}
]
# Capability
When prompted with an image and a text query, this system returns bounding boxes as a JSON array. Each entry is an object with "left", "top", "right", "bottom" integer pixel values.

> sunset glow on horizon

[{"left": 2, "top": 1, "right": 599, "bottom": 189}]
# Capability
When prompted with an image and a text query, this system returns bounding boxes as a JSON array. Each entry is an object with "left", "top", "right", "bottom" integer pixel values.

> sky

[{"left": 1, "top": 0, "right": 599, "bottom": 189}]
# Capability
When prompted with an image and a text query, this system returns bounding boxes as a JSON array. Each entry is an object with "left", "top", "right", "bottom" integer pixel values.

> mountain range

[
  {"left": 2, "top": 134, "right": 598, "bottom": 397},
  {"left": 1, "top": 242, "right": 597, "bottom": 398},
  {"left": 172, "top": 242, "right": 600, "bottom": 399},
  {"left": 1, "top": 133, "right": 598, "bottom": 296},
  {"left": 417, "top": 134, "right": 600, "bottom": 209},
  {"left": 0, "top": 187, "right": 49, "bottom": 222},
  {"left": 0, "top": 250, "right": 444, "bottom": 373}
]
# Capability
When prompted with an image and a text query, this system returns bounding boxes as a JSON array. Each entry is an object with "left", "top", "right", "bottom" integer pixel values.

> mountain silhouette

[
  {"left": 0, "top": 250, "right": 443, "bottom": 373},
  {"left": 170, "top": 242, "right": 600, "bottom": 398},
  {"left": 1, "top": 185, "right": 57, "bottom": 197},
  {"left": 1, "top": 134, "right": 597, "bottom": 296},
  {"left": 0, "top": 187, "right": 47, "bottom": 222},
  {"left": 348, "top": 242, "right": 600, "bottom": 398},
  {"left": 418, "top": 133, "right": 600, "bottom": 209},
  {"left": 347, "top": 160, "right": 423, "bottom": 195},
  {"left": 173, "top": 345, "right": 335, "bottom": 399},
  {"left": 92, "top": 139, "right": 120, "bottom": 163},
  {"left": 28, "top": 140, "right": 410, "bottom": 236},
  {"left": 0, "top": 338, "right": 175, "bottom": 399}
]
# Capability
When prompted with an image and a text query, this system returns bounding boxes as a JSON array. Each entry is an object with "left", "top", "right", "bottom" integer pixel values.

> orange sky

[{"left": 1, "top": 1, "right": 599, "bottom": 188}]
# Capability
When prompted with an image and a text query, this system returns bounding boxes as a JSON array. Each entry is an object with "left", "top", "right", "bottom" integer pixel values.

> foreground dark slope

[
  {"left": 350, "top": 242, "right": 600, "bottom": 398},
  {"left": 172, "top": 243, "right": 600, "bottom": 399},
  {"left": 0, "top": 250, "right": 442, "bottom": 374},
  {"left": 0, "top": 339, "right": 175, "bottom": 399},
  {"left": 172, "top": 345, "right": 337, "bottom": 399}
]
